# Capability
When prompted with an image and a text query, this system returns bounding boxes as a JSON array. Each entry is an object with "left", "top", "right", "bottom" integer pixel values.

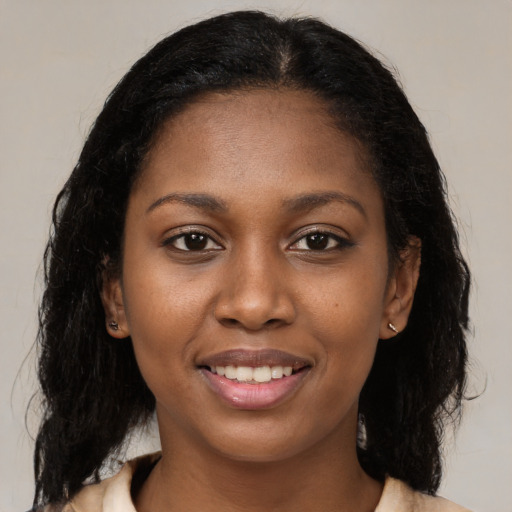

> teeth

[
  {"left": 209, "top": 365, "right": 294, "bottom": 383},
  {"left": 236, "top": 366, "right": 253, "bottom": 382},
  {"left": 224, "top": 365, "right": 237, "bottom": 379},
  {"left": 253, "top": 366, "right": 272, "bottom": 383},
  {"left": 271, "top": 366, "right": 283, "bottom": 379}
]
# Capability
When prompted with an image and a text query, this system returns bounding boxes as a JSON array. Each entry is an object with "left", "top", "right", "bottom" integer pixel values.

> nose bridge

[{"left": 215, "top": 239, "right": 295, "bottom": 330}]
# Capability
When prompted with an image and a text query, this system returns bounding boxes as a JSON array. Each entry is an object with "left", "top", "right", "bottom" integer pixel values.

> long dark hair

[{"left": 33, "top": 10, "right": 470, "bottom": 507}]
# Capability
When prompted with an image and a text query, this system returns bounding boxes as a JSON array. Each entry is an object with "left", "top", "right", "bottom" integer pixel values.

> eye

[
  {"left": 163, "top": 231, "right": 222, "bottom": 252},
  {"left": 290, "top": 231, "right": 352, "bottom": 251}
]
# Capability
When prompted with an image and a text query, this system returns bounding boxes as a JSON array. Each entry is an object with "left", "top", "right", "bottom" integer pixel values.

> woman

[{"left": 33, "top": 10, "right": 471, "bottom": 511}]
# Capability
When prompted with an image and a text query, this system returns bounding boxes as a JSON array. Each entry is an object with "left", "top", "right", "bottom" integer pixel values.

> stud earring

[
  {"left": 388, "top": 322, "right": 399, "bottom": 334},
  {"left": 108, "top": 320, "right": 119, "bottom": 331}
]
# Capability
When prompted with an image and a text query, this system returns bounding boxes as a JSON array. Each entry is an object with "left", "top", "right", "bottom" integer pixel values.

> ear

[
  {"left": 379, "top": 237, "right": 421, "bottom": 339},
  {"left": 100, "top": 272, "right": 130, "bottom": 339}
]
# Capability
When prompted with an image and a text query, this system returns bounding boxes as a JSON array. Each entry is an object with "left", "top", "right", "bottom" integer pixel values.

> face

[{"left": 104, "top": 89, "right": 418, "bottom": 463}]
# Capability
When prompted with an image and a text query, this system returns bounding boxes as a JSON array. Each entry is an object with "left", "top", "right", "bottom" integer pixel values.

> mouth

[
  {"left": 208, "top": 364, "right": 297, "bottom": 383},
  {"left": 197, "top": 349, "right": 312, "bottom": 409}
]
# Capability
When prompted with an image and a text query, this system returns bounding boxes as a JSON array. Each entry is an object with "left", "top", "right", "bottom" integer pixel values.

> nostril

[
  {"left": 219, "top": 316, "right": 284, "bottom": 330},
  {"left": 221, "top": 318, "right": 241, "bottom": 327},
  {"left": 214, "top": 291, "right": 296, "bottom": 330}
]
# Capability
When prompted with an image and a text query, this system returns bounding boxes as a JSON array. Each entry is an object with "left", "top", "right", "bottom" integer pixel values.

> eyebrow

[
  {"left": 146, "top": 193, "right": 228, "bottom": 214},
  {"left": 283, "top": 191, "right": 366, "bottom": 218},
  {"left": 146, "top": 191, "right": 366, "bottom": 217}
]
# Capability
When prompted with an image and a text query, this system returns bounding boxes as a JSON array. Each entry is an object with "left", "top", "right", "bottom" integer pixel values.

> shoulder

[
  {"left": 41, "top": 452, "right": 161, "bottom": 512},
  {"left": 376, "top": 477, "right": 472, "bottom": 512}
]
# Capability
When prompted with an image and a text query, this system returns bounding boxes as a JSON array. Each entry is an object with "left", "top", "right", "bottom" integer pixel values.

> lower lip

[{"left": 200, "top": 369, "right": 309, "bottom": 410}]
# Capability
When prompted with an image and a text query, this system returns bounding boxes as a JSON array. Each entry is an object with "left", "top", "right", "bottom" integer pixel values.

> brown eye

[
  {"left": 305, "top": 233, "right": 329, "bottom": 250},
  {"left": 165, "top": 231, "right": 222, "bottom": 252},
  {"left": 182, "top": 233, "right": 208, "bottom": 250},
  {"left": 290, "top": 230, "right": 354, "bottom": 252}
]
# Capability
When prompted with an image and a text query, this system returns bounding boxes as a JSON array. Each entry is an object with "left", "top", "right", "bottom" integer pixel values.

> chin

[{"left": 198, "top": 419, "right": 338, "bottom": 465}]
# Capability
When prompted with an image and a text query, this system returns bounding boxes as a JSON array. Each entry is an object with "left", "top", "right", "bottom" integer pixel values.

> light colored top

[{"left": 54, "top": 453, "right": 471, "bottom": 512}]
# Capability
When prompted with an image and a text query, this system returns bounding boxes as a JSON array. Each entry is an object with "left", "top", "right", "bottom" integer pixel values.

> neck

[{"left": 135, "top": 413, "right": 382, "bottom": 512}]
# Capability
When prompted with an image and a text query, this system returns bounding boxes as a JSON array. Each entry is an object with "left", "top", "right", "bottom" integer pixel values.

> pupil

[
  {"left": 185, "top": 233, "right": 207, "bottom": 250},
  {"left": 307, "top": 233, "right": 328, "bottom": 250}
]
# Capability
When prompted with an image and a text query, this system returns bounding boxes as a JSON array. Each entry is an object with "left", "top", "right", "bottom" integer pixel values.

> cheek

[
  {"left": 303, "top": 262, "right": 388, "bottom": 341},
  {"left": 300, "top": 260, "right": 387, "bottom": 396},
  {"left": 122, "top": 252, "right": 210, "bottom": 337},
  {"left": 120, "top": 267, "right": 198, "bottom": 382},
  {"left": 122, "top": 274, "right": 204, "bottom": 412}
]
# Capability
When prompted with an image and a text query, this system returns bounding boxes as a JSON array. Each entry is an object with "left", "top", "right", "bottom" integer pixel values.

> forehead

[
  {"left": 170, "top": 88, "right": 336, "bottom": 132},
  {"left": 136, "top": 88, "right": 379, "bottom": 206}
]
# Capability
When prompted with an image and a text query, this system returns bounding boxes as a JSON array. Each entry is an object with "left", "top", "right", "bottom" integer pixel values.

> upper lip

[{"left": 197, "top": 349, "right": 313, "bottom": 370}]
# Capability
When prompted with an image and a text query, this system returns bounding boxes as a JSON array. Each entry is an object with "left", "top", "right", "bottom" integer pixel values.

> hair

[{"left": 33, "top": 10, "right": 470, "bottom": 508}]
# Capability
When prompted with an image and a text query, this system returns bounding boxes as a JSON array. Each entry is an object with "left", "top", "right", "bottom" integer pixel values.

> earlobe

[
  {"left": 100, "top": 274, "right": 130, "bottom": 339},
  {"left": 380, "top": 237, "right": 421, "bottom": 339}
]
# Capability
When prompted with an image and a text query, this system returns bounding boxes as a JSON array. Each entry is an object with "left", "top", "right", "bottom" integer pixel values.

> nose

[{"left": 214, "top": 248, "right": 296, "bottom": 331}]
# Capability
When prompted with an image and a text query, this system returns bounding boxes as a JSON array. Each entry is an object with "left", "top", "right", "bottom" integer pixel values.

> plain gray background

[{"left": 1, "top": 1, "right": 511, "bottom": 511}]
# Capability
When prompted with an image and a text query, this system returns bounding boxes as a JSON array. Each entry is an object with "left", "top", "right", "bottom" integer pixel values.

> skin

[{"left": 103, "top": 89, "right": 420, "bottom": 512}]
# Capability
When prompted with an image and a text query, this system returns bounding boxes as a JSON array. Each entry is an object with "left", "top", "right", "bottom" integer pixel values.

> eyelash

[
  {"left": 161, "top": 228, "right": 353, "bottom": 253},
  {"left": 162, "top": 229, "right": 222, "bottom": 252},
  {"left": 289, "top": 230, "right": 353, "bottom": 252}
]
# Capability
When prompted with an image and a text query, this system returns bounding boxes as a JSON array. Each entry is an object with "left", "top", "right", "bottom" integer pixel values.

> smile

[
  {"left": 198, "top": 349, "right": 312, "bottom": 409},
  {"left": 209, "top": 365, "right": 293, "bottom": 383}
]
